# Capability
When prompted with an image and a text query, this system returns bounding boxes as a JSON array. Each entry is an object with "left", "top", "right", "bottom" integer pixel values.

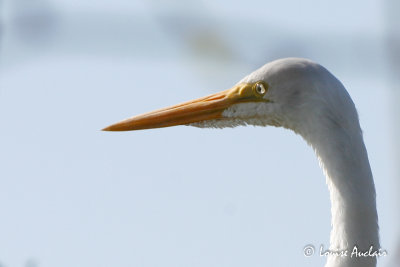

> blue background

[{"left": 0, "top": 1, "right": 399, "bottom": 266}]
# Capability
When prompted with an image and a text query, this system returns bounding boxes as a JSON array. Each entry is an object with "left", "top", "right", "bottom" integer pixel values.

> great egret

[{"left": 103, "top": 58, "right": 379, "bottom": 267}]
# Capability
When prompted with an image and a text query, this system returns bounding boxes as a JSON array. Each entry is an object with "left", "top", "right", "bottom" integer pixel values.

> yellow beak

[{"left": 102, "top": 82, "right": 268, "bottom": 131}]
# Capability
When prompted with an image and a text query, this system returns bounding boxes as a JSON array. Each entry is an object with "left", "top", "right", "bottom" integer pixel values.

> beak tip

[
  {"left": 102, "top": 124, "right": 120, "bottom": 131},
  {"left": 102, "top": 120, "right": 138, "bottom": 131}
]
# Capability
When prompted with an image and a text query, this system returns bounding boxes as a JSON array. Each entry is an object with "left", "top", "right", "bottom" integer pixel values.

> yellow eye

[{"left": 254, "top": 82, "right": 268, "bottom": 96}]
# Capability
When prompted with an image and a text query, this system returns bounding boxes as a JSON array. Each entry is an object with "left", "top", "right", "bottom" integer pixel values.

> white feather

[{"left": 191, "top": 58, "right": 379, "bottom": 267}]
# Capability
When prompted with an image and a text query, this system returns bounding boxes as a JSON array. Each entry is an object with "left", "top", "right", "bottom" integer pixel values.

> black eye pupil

[{"left": 256, "top": 84, "right": 265, "bottom": 94}]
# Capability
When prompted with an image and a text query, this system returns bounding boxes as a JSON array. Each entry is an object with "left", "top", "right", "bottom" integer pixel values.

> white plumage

[{"left": 104, "top": 58, "right": 380, "bottom": 267}]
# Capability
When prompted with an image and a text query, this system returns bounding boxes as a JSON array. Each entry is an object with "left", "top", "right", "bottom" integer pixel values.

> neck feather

[{"left": 306, "top": 126, "right": 379, "bottom": 267}]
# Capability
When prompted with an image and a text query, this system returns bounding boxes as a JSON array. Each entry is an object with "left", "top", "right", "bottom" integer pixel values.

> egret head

[
  {"left": 103, "top": 58, "right": 359, "bottom": 139},
  {"left": 102, "top": 59, "right": 380, "bottom": 265}
]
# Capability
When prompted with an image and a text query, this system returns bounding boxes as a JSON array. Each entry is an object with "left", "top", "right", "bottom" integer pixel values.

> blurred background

[{"left": 0, "top": 0, "right": 398, "bottom": 267}]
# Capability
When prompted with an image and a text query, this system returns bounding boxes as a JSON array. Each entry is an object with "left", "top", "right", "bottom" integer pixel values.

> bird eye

[{"left": 254, "top": 82, "right": 267, "bottom": 96}]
